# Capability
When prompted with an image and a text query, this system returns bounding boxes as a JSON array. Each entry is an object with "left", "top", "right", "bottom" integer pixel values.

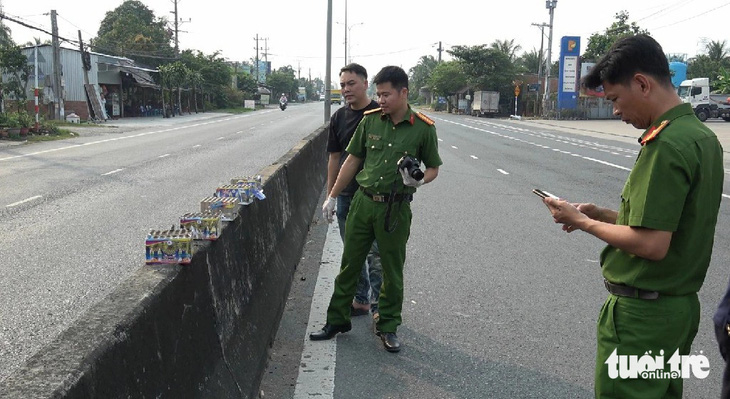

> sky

[{"left": 3, "top": 0, "right": 729, "bottom": 86}]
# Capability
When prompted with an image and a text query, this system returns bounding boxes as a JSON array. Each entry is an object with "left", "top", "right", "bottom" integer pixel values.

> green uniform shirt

[
  {"left": 601, "top": 103, "right": 724, "bottom": 295},
  {"left": 347, "top": 106, "right": 443, "bottom": 195}
]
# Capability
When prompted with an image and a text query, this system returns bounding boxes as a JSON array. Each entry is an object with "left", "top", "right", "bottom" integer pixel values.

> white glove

[
  {"left": 400, "top": 168, "right": 424, "bottom": 188},
  {"left": 322, "top": 196, "right": 336, "bottom": 223}
]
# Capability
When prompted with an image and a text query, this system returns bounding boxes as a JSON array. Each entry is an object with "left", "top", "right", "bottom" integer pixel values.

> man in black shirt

[{"left": 324, "top": 63, "right": 382, "bottom": 320}]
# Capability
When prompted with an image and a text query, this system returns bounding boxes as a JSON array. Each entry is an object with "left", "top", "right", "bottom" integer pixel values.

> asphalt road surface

[
  {"left": 0, "top": 103, "right": 330, "bottom": 383},
  {"left": 261, "top": 112, "right": 730, "bottom": 398}
]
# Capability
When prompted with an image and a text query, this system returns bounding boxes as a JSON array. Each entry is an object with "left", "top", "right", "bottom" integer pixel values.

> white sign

[
  {"left": 562, "top": 56, "right": 579, "bottom": 93},
  {"left": 605, "top": 349, "right": 710, "bottom": 380},
  {"left": 244, "top": 100, "right": 255, "bottom": 109}
]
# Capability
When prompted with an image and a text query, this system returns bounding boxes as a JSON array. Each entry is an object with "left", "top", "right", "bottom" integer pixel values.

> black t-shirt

[{"left": 327, "top": 100, "right": 379, "bottom": 196}]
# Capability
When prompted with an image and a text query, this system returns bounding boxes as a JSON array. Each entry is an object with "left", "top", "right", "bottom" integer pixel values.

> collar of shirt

[
  {"left": 637, "top": 103, "right": 694, "bottom": 145},
  {"left": 380, "top": 105, "right": 416, "bottom": 126}
]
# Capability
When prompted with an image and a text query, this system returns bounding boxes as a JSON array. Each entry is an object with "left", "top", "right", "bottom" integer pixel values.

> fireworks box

[
  {"left": 145, "top": 229, "right": 193, "bottom": 265},
  {"left": 215, "top": 184, "right": 254, "bottom": 205},
  {"left": 200, "top": 196, "right": 240, "bottom": 221},
  {"left": 230, "top": 175, "right": 266, "bottom": 201},
  {"left": 180, "top": 211, "right": 222, "bottom": 240}
]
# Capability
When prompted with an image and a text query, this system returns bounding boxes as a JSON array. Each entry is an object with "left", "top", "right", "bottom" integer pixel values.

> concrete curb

[{"left": 0, "top": 125, "right": 328, "bottom": 398}]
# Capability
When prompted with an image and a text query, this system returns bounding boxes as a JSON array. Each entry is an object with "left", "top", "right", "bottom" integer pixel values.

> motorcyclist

[{"left": 279, "top": 93, "right": 288, "bottom": 105}]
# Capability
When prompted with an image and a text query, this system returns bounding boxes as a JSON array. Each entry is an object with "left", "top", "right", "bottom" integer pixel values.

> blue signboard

[{"left": 557, "top": 36, "right": 580, "bottom": 110}]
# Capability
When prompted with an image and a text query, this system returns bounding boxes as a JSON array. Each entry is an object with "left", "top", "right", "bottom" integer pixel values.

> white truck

[
  {"left": 471, "top": 91, "right": 500, "bottom": 117},
  {"left": 677, "top": 78, "right": 730, "bottom": 122}
]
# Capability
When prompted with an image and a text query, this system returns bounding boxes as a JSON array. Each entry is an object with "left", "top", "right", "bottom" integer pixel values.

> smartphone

[{"left": 532, "top": 188, "right": 559, "bottom": 199}]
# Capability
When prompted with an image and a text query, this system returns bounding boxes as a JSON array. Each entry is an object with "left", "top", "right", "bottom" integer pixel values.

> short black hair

[
  {"left": 373, "top": 66, "right": 408, "bottom": 91},
  {"left": 340, "top": 63, "right": 368, "bottom": 80},
  {"left": 583, "top": 34, "right": 672, "bottom": 89}
]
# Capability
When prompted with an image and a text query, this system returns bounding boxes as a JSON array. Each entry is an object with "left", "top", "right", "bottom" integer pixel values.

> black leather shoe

[
  {"left": 309, "top": 323, "right": 352, "bottom": 341},
  {"left": 378, "top": 332, "right": 401, "bottom": 353}
]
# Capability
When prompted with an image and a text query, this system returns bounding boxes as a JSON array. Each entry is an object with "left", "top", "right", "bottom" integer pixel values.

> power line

[
  {"left": 0, "top": 11, "right": 78, "bottom": 46},
  {"left": 649, "top": 2, "right": 730, "bottom": 31},
  {"left": 634, "top": 0, "right": 697, "bottom": 23}
]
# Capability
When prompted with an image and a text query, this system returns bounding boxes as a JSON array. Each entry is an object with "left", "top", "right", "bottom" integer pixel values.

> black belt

[
  {"left": 604, "top": 279, "right": 659, "bottom": 300},
  {"left": 359, "top": 187, "right": 412, "bottom": 203}
]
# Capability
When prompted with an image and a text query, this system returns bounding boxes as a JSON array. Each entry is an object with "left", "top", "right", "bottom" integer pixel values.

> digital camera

[{"left": 397, "top": 155, "right": 424, "bottom": 181}]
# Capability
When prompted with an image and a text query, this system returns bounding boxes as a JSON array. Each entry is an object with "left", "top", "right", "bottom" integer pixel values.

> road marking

[
  {"left": 497, "top": 169, "right": 509, "bottom": 175},
  {"left": 451, "top": 145, "right": 458, "bottom": 149},
  {"left": 294, "top": 222, "right": 341, "bottom": 399},
  {"left": 438, "top": 138, "right": 443, "bottom": 142},
  {"left": 470, "top": 155, "right": 479, "bottom": 160},
  {"left": 6, "top": 195, "right": 42, "bottom": 208},
  {"left": 0, "top": 115, "right": 254, "bottom": 162},
  {"left": 723, "top": 194, "right": 730, "bottom": 199},
  {"left": 192, "top": 144, "right": 201, "bottom": 148},
  {"left": 158, "top": 154, "right": 170, "bottom": 158},
  {"left": 217, "top": 137, "right": 225, "bottom": 140},
  {"left": 102, "top": 168, "right": 124, "bottom": 176}
]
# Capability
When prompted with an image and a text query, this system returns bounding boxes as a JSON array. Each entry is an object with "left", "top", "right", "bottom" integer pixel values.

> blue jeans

[{"left": 337, "top": 194, "right": 382, "bottom": 312}]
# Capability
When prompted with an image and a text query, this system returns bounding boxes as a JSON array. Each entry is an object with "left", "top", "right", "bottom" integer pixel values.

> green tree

[
  {"left": 582, "top": 11, "right": 648, "bottom": 61},
  {"left": 0, "top": 45, "right": 30, "bottom": 111},
  {"left": 517, "top": 48, "right": 542, "bottom": 74},
  {"left": 716, "top": 67, "right": 730, "bottom": 94},
  {"left": 266, "top": 66, "right": 298, "bottom": 102},
  {"left": 237, "top": 73, "right": 258, "bottom": 99},
  {"left": 92, "top": 0, "right": 174, "bottom": 67},
  {"left": 491, "top": 39, "right": 522, "bottom": 62},
  {"left": 448, "top": 45, "right": 515, "bottom": 102},
  {"left": 706, "top": 40, "right": 729, "bottom": 64},
  {"left": 428, "top": 61, "right": 467, "bottom": 110},
  {"left": 688, "top": 41, "right": 730, "bottom": 90},
  {"left": 408, "top": 55, "right": 438, "bottom": 101}
]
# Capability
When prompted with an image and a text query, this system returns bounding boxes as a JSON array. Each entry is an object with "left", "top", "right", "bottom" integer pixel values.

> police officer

[
  {"left": 311, "top": 66, "right": 442, "bottom": 353},
  {"left": 544, "top": 35, "right": 723, "bottom": 398}
]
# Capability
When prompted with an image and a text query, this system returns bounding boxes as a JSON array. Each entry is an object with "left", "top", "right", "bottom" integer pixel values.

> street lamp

[{"left": 346, "top": 22, "right": 365, "bottom": 64}]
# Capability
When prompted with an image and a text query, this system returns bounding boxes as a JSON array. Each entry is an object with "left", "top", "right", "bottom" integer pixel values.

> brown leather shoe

[
  {"left": 378, "top": 332, "right": 401, "bottom": 353},
  {"left": 309, "top": 323, "right": 352, "bottom": 341}
]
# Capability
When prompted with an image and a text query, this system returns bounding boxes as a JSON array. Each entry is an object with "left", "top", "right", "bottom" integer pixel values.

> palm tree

[
  {"left": 490, "top": 39, "right": 522, "bottom": 62},
  {"left": 706, "top": 40, "right": 728, "bottom": 63}
]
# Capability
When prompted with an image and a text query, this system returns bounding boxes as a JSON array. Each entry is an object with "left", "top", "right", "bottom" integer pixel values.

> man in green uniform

[
  {"left": 310, "top": 65, "right": 442, "bottom": 353},
  {"left": 543, "top": 34, "right": 723, "bottom": 398}
]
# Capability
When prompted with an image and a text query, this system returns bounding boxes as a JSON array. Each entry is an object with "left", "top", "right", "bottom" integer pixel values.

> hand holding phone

[{"left": 532, "top": 188, "right": 559, "bottom": 200}]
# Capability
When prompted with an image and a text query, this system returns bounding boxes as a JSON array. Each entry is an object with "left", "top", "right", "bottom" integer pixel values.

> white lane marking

[
  {"left": 217, "top": 137, "right": 225, "bottom": 140},
  {"left": 437, "top": 118, "right": 635, "bottom": 173},
  {"left": 193, "top": 144, "right": 201, "bottom": 148},
  {"left": 102, "top": 168, "right": 125, "bottom": 176},
  {"left": 497, "top": 169, "right": 509, "bottom": 175},
  {"left": 438, "top": 138, "right": 443, "bottom": 142},
  {"left": 451, "top": 145, "right": 458, "bottom": 149},
  {"left": 723, "top": 194, "right": 730, "bottom": 199},
  {"left": 294, "top": 222, "right": 341, "bottom": 399},
  {"left": 470, "top": 155, "right": 479, "bottom": 160},
  {"left": 0, "top": 114, "right": 256, "bottom": 163},
  {"left": 6, "top": 195, "right": 42, "bottom": 208},
  {"left": 158, "top": 154, "right": 170, "bottom": 158}
]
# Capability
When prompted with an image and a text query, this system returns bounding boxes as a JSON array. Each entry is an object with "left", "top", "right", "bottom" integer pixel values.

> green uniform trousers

[
  {"left": 326, "top": 190, "right": 412, "bottom": 333},
  {"left": 595, "top": 293, "right": 700, "bottom": 399}
]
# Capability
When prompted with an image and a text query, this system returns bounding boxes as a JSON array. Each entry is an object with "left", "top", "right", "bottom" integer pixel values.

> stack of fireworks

[
  {"left": 145, "top": 229, "right": 193, "bottom": 265},
  {"left": 230, "top": 175, "right": 266, "bottom": 202},
  {"left": 200, "top": 196, "right": 241, "bottom": 221},
  {"left": 215, "top": 184, "right": 255, "bottom": 206},
  {"left": 180, "top": 211, "right": 223, "bottom": 240}
]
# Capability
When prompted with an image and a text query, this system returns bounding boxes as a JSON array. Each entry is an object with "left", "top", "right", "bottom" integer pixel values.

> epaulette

[
  {"left": 416, "top": 112, "right": 435, "bottom": 126},
  {"left": 639, "top": 120, "right": 669, "bottom": 146},
  {"left": 363, "top": 108, "right": 381, "bottom": 116}
]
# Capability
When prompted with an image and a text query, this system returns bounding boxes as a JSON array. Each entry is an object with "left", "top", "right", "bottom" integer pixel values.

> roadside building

[{"left": 3, "top": 44, "right": 159, "bottom": 121}]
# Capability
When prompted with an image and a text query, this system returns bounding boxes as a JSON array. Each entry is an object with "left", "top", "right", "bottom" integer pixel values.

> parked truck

[
  {"left": 330, "top": 89, "right": 342, "bottom": 105},
  {"left": 471, "top": 91, "right": 500, "bottom": 117},
  {"left": 677, "top": 78, "right": 730, "bottom": 122}
]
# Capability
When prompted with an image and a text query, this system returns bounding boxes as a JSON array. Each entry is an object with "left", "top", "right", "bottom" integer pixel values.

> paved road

[
  {"left": 261, "top": 112, "right": 730, "bottom": 398},
  {"left": 0, "top": 104, "right": 331, "bottom": 383}
]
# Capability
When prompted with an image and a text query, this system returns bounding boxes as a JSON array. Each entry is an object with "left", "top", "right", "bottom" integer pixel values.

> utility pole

[
  {"left": 173, "top": 0, "right": 179, "bottom": 55},
  {"left": 436, "top": 41, "right": 443, "bottom": 62},
  {"left": 325, "top": 0, "right": 332, "bottom": 122},
  {"left": 531, "top": 22, "right": 548, "bottom": 116},
  {"left": 543, "top": 0, "right": 557, "bottom": 117},
  {"left": 51, "top": 10, "right": 64, "bottom": 120},
  {"left": 344, "top": 0, "right": 348, "bottom": 66},
  {"left": 254, "top": 34, "right": 260, "bottom": 83}
]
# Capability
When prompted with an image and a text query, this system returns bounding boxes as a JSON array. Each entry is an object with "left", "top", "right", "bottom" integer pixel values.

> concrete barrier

[{"left": 0, "top": 125, "right": 328, "bottom": 398}]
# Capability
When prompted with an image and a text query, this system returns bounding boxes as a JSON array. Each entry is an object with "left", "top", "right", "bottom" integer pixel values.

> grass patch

[{"left": 215, "top": 107, "right": 256, "bottom": 114}]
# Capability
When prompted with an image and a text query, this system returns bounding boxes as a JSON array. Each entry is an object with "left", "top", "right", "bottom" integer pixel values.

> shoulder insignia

[
  {"left": 416, "top": 112, "right": 435, "bottom": 126},
  {"left": 639, "top": 120, "right": 669, "bottom": 146},
  {"left": 363, "top": 108, "right": 382, "bottom": 116}
]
